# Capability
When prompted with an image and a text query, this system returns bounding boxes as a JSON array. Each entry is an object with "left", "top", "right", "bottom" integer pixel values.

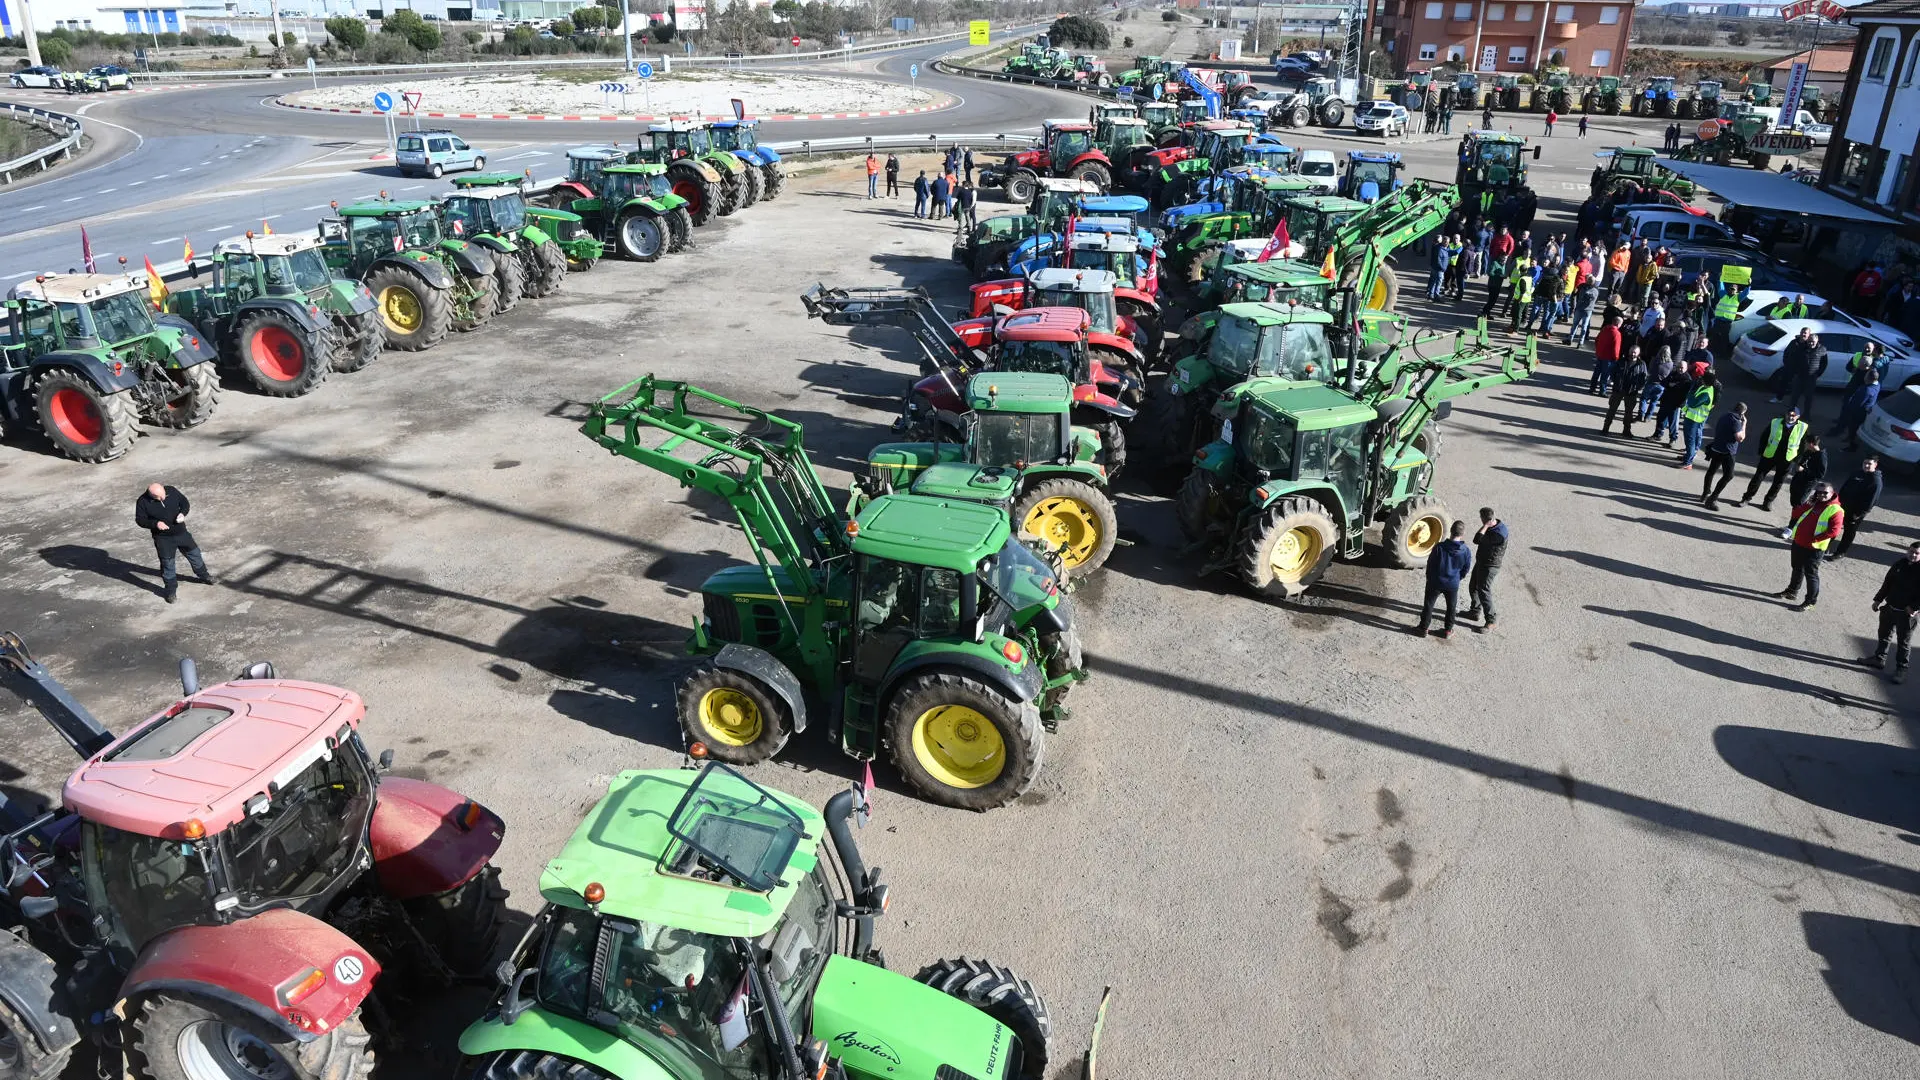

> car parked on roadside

[
  {"left": 84, "top": 64, "right": 131, "bottom": 90},
  {"left": 9, "top": 66, "right": 63, "bottom": 88},
  {"left": 1620, "top": 207, "right": 1737, "bottom": 246},
  {"left": 1729, "top": 318, "right": 1918, "bottom": 391},
  {"left": 1859, "top": 385, "right": 1920, "bottom": 469},
  {"left": 1299, "top": 149, "right": 1337, "bottom": 194},
  {"left": 395, "top": 129, "right": 484, "bottom": 178},
  {"left": 1728, "top": 290, "right": 1916, "bottom": 352},
  {"left": 1660, "top": 241, "right": 1813, "bottom": 295},
  {"left": 1354, "top": 101, "right": 1410, "bottom": 137}
]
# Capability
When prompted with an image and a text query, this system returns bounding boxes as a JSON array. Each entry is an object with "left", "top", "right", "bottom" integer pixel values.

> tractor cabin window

[
  {"left": 975, "top": 410, "right": 1066, "bottom": 468},
  {"left": 1240, "top": 407, "right": 1298, "bottom": 479}
]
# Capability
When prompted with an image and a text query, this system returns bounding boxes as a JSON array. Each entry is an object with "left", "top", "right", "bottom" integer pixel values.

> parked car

[
  {"left": 1729, "top": 318, "right": 1917, "bottom": 391},
  {"left": 1803, "top": 122, "right": 1833, "bottom": 147},
  {"left": 9, "top": 65, "right": 63, "bottom": 88},
  {"left": 1729, "top": 290, "right": 1916, "bottom": 352},
  {"left": 1660, "top": 241, "right": 1813, "bottom": 295},
  {"left": 394, "top": 129, "right": 484, "bottom": 178},
  {"left": 1353, "top": 102, "right": 1410, "bottom": 137},
  {"left": 1299, "top": 149, "right": 1337, "bottom": 193},
  {"left": 1858, "top": 385, "right": 1920, "bottom": 469},
  {"left": 1620, "top": 208, "right": 1736, "bottom": 245},
  {"left": 1608, "top": 190, "right": 1710, "bottom": 223}
]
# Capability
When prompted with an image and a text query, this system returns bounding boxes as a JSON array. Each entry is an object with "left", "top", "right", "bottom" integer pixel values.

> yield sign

[{"left": 400, "top": 90, "right": 423, "bottom": 115}]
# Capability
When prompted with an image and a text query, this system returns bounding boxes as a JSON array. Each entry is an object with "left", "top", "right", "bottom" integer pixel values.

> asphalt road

[{"left": 0, "top": 106, "right": 1916, "bottom": 1078}]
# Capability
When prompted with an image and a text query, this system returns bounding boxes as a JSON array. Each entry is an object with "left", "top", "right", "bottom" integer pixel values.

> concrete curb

[{"left": 270, "top": 90, "right": 957, "bottom": 124}]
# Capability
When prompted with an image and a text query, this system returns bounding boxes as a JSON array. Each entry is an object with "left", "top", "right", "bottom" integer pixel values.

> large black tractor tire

[
  {"left": 145, "top": 363, "right": 219, "bottom": 430},
  {"left": 1038, "top": 627, "right": 1082, "bottom": 713},
  {"left": 1381, "top": 493, "right": 1451, "bottom": 570},
  {"left": 467, "top": 1053, "right": 613, "bottom": 1080},
  {"left": 761, "top": 162, "right": 785, "bottom": 199},
  {"left": 528, "top": 240, "right": 567, "bottom": 296},
  {"left": 714, "top": 168, "right": 742, "bottom": 217},
  {"left": 1288, "top": 105, "right": 1310, "bottom": 128},
  {"left": 129, "top": 993, "right": 372, "bottom": 1080},
  {"left": 1175, "top": 467, "right": 1226, "bottom": 541},
  {"left": 676, "top": 663, "right": 790, "bottom": 765},
  {"left": 402, "top": 863, "right": 510, "bottom": 979},
  {"left": 668, "top": 164, "right": 722, "bottom": 226},
  {"left": 1236, "top": 495, "right": 1339, "bottom": 601},
  {"left": 668, "top": 207, "right": 695, "bottom": 252},
  {"left": 0, "top": 995, "right": 70, "bottom": 1080},
  {"left": 1130, "top": 380, "right": 1199, "bottom": 488},
  {"left": 1319, "top": 99, "right": 1347, "bottom": 126},
  {"left": 362, "top": 265, "right": 452, "bottom": 351},
  {"left": 913, "top": 958, "right": 1052, "bottom": 1080},
  {"left": 1068, "top": 160, "right": 1111, "bottom": 192},
  {"left": 1081, "top": 418, "right": 1127, "bottom": 482},
  {"left": 884, "top": 672, "right": 1043, "bottom": 812},
  {"left": 491, "top": 249, "right": 524, "bottom": 315},
  {"left": 454, "top": 273, "right": 496, "bottom": 333},
  {"left": 1013, "top": 478, "right": 1118, "bottom": 579},
  {"left": 1004, "top": 170, "right": 1039, "bottom": 205},
  {"left": 33, "top": 370, "right": 137, "bottom": 463},
  {"left": 1371, "top": 263, "right": 1401, "bottom": 312},
  {"left": 737, "top": 163, "right": 763, "bottom": 208},
  {"left": 0, "top": 938, "right": 74, "bottom": 1080},
  {"left": 330, "top": 311, "right": 382, "bottom": 373},
  {"left": 614, "top": 211, "right": 667, "bottom": 263},
  {"left": 229, "top": 309, "right": 328, "bottom": 397}
]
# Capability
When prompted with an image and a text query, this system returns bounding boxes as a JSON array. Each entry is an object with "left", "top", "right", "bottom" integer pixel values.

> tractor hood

[
  {"left": 810, "top": 956, "right": 1018, "bottom": 1080},
  {"left": 321, "top": 278, "right": 378, "bottom": 316}
]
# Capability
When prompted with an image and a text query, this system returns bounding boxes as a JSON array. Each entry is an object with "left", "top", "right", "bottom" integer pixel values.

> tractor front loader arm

[
  {"left": 1329, "top": 178, "right": 1459, "bottom": 298},
  {"left": 1368, "top": 318, "right": 1538, "bottom": 457},
  {"left": 582, "top": 376, "right": 848, "bottom": 600},
  {"left": 800, "top": 283, "right": 989, "bottom": 375},
  {"left": 0, "top": 632, "right": 115, "bottom": 757}
]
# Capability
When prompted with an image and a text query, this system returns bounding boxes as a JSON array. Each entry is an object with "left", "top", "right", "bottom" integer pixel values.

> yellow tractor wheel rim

[
  {"left": 1269, "top": 525, "right": 1323, "bottom": 581},
  {"left": 379, "top": 286, "right": 423, "bottom": 333},
  {"left": 911, "top": 705, "right": 1006, "bottom": 789},
  {"left": 1021, "top": 496, "right": 1102, "bottom": 568},
  {"left": 1405, "top": 514, "right": 1445, "bottom": 557},
  {"left": 698, "top": 688, "right": 763, "bottom": 746},
  {"left": 1368, "top": 273, "right": 1391, "bottom": 310}
]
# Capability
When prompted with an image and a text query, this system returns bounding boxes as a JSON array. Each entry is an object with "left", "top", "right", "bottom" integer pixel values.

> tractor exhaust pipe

[{"left": 179, "top": 658, "right": 199, "bottom": 697}]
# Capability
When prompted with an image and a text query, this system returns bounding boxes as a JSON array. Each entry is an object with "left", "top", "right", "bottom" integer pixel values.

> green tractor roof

[
  {"left": 1613, "top": 147, "right": 1657, "bottom": 160},
  {"left": 13, "top": 272, "right": 147, "bottom": 304},
  {"left": 1223, "top": 261, "right": 1332, "bottom": 288},
  {"left": 450, "top": 172, "right": 530, "bottom": 188},
  {"left": 1251, "top": 381, "right": 1380, "bottom": 430},
  {"left": 440, "top": 185, "right": 522, "bottom": 202},
  {"left": 605, "top": 162, "right": 669, "bottom": 175},
  {"left": 968, "top": 371, "right": 1072, "bottom": 414},
  {"left": 1219, "top": 300, "right": 1335, "bottom": 327},
  {"left": 539, "top": 767, "right": 824, "bottom": 938},
  {"left": 1285, "top": 194, "right": 1369, "bottom": 214},
  {"left": 851, "top": 495, "right": 1009, "bottom": 571},
  {"left": 336, "top": 200, "right": 435, "bottom": 217},
  {"left": 648, "top": 121, "right": 703, "bottom": 133}
]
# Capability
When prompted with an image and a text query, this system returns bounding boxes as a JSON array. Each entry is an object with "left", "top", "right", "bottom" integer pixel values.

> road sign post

[
  {"left": 791, "top": 35, "right": 801, "bottom": 48},
  {"left": 373, "top": 90, "right": 396, "bottom": 162},
  {"left": 306, "top": 54, "right": 316, "bottom": 90},
  {"left": 635, "top": 60, "right": 654, "bottom": 113},
  {"left": 909, "top": 62, "right": 918, "bottom": 90}
]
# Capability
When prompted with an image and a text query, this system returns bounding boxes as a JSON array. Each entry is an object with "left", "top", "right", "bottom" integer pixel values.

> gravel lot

[{"left": 1, "top": 132, "right": 1916, "bottom": 1078}]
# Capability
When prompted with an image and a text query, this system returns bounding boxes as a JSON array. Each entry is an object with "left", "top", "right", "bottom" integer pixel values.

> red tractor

[
  {"left": 980, "top": 119, "right": 1117, "bottom": 202},
  {"left": 967, "top": 267, "right": 1160, "bottom": 367},
  {"left": 0, "top": 631, "right": 507, "bottom": 1080}
]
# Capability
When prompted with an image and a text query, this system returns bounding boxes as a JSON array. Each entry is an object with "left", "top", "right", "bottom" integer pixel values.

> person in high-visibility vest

[
  {"left": 1842, "top": 341, "right": 1888, "bottom": 396},
  {"left": 1509, "top": 261, "right": 1536, "bottom": 334},
  {"left": 1677, "top": 370, "right": 1717, "bottom": 468},
  {"left": 1773, "top": 481, "right": 1845, "bottom": 612},
  {"left": 1767, "top": 293, "right": 1810, "bottom": 321},
  {"left": 1736, "top": 406, "right": 1808, "bottom": 511}
]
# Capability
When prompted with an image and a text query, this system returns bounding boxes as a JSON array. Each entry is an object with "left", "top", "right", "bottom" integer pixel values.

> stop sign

[
  {"left": 791, "top": 36, "right": 801, "bottom": 46},
  {"left": 1697, "top": 119, "right": 1722, "bottom": 141}
]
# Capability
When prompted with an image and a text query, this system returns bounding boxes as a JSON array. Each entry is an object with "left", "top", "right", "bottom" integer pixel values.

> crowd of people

[{"left": 869, "top": 148, "right": 981, "bottom": 231}]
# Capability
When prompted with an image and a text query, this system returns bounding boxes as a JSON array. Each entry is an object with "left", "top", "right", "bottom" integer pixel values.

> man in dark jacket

[
  {"left": 135, "top": 483, "right": 214, "bottom": 604},
  {"left": 1602, "top": 346, "right": 1647, "bottom": 436},
  {"left": 1416, "top": 520, "right": 1474, "bottom": 638},
  {"left": 1863, "top": 540, "right": 1920, "bottom": 681},
  {"left": 912, "top": 170, "right": 931, "bottom": 218},
  {"left": 930, "top": 172, "right": 951, "bottom": 220},
  {"left": 1829, "top": 455, "right": 1884, "bottom": 560},
  {"left": 1461, "top": 507, "right": 1508, "bottom": 633}
]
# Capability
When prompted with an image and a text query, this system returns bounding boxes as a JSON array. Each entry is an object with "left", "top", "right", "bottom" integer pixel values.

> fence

[{"left": 0, "top": 104, "right": 83, "bottom": 186}]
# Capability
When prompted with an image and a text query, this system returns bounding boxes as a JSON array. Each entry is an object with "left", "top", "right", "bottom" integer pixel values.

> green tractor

[
  {"left": 445, "top": 172, "right": 581, "bottom": 301},
  {"left": 1684, "top": 79, "right": 1723, "bottom": 120},
  {"left": 1588, "top": 75, "right": 1622, "bottom": 115},
  {"left": 457, "top": 761, "right": 1053, "bottom": 1080},
  {"left": 1167, "top": 172, "right": 1320, "bottom": 281},
  {"left": 167, "top": 232, "right": 382, "bottom": 397},
  {"left": 583, "top": 376, "right": 1088, "bottom": 811},
  {"left": 544, "top": 146, "right": 694, "bottom": 261},
  {"left": 632, "top": 122, "right": 738, "bottom": 226},
  {"left": 1492, "top": 74, "right": 1523, "bottom": 110},
  {"left": 1176, "top": 319, "right": 1537, "bottom": 599},
  {"left": 1138, "top": 100, "right": 1183, "bottom": 141},
  {"left": 318, "top": 197, "right": 498, "bottom": 351},
  {"left": 1589, "top": 145, "right": 1695, "bottom": 199},
  {"left": 1005, "top": 41, "right": 1048, "bottom": 75},
  {"left": 857, "top": 371, "right": 1118, "bottom": 578},
  {"left": 1539, "top": 71, "right": 1574, "bottom": 114},
  {"left": 1455, "top": 131, "right": 1541, "bottom": 221},
  {"left": 1, "top": 270, "right": 220, "bottom": 463}
]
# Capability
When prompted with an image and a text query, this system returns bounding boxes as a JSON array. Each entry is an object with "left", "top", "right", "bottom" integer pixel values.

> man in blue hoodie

[
  {"left": 1461, "top": 507, "right": 1509, "bottom": 633},
  {"left": 1416, "top": 519, "right": 1474, "bottom": 638}
]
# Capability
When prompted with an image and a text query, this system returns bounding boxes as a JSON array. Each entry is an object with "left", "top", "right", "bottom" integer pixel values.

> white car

[
  {"left": 1859, "top": 385, "right": 1920, "bottom": 469},
  {"left": 1353, "top": 102, "right": 1410, "bottom": 137},
  {"left": 1803, "top": 122, "right": 1833, "bottom": 147},
  {"left": 9, "top": 66, "right": 63, "bottom": 88},
  {"left": 1729, "top": 318, "right": 1917, "bottom": 391},
  {"left": 1299, "top": 149, "right": 1337, "bottom": 193},
  {"left": 1729, "top": 290, "right": 1916, "bottom": 352}
]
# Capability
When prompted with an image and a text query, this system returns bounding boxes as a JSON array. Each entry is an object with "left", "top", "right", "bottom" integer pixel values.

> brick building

[{"left": 1371, "top": 0, "right": 1635, "bottom": 76}]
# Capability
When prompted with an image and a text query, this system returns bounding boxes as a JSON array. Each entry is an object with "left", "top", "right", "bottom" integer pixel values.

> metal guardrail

[{"left": 0, "top": 102, "right": 83, "bottom": 185}]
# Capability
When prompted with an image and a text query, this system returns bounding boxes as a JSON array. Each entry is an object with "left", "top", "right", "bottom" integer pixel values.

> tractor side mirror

[
  {"left": 499, "top": 965, "right": 538, "bottom": 1025},
  {"left": 1532, "top": 146, "right": 1543, "bottom": 159},
  {"left": 18, "top": 896, "right": 57, "bottom": 919},
  {"left": 237, "top": 662, "right": 276, "bottom": 681},
  {"left": 179, "top": 658, "right": 199, "bottom": 696},
  {"left": 377, "top": 749, "right": 395, "bottom": 772}
]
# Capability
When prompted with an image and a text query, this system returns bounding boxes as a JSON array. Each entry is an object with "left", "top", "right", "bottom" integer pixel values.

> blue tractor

[
  {"left": 706, "top": 119, "right": 784, "bottom": 201},
  {"left": 1340, "top": 150, "right": 1405, "bottom": 204}
]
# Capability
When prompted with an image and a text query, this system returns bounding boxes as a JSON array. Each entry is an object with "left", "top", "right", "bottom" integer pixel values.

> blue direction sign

[
  {"left": 372, "top": 90, "right": 394, "bottom": 113},
  {"left": 635, "top": 61, "right": 655, "bottom": 79},
  {"left": 909, "top": 63, "right": 919, "bottom": 78}
]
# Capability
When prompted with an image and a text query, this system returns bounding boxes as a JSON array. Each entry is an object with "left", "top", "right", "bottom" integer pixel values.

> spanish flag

[
  {"left": 183, "top": 238, "right": 195, "bottom": 264},
  {"left": 1319, "top": 246, "right": 1337, "bottom": 280},
  {"left": 143, "top": 256, "right": 168, "bottom": 312},
  {"left": 263, "top": 220, "right": 274, "bottom": 236}
]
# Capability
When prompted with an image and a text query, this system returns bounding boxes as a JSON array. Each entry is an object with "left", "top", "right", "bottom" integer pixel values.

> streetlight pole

[
  {"left": 268, "top": 0, "right": 287, "bottom": 64},
  {"left": 19, "top": 0, "right": 42, "bottom": 67}
]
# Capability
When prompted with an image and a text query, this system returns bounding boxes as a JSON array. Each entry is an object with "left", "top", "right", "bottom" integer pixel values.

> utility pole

[
  {"left": 269, "top": 0, "right": 288, "bottom": 65},
  {"left": 19, "top": 0, "right": 42, "bottom": 67},
  {"left": 623, "top": 0, "right": 634, "bottom": 73}
]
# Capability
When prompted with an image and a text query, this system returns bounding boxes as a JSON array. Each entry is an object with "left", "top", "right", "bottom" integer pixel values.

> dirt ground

[{"left": 2, "top": 145, "right": 1918, "bottom": 1079}]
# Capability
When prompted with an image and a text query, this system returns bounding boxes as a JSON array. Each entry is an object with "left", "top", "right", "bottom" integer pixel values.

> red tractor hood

[{"left": 369, "top": 776, "right": 503, "bottom": 901}]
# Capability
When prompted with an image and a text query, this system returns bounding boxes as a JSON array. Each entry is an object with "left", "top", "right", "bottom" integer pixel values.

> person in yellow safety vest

[
  {"left": 1843, "top": 341, "right": 1888, "bottom": 395},
  {"left": 1713, "top": 284, "right": 1741, "bottom": 323},
  {"left": 1709, "top": 283, "right": 1743, "bottom": 356},
  {"left": 1509, "top": 261, "right": 1536, "bottom": 334},
  {"left": 1767, "top": 293, "right": 1809, "bottom": 321},
  {"left": 1735, "top": 406, "right": 1808, "bottom": 511},
  {"left": 1505, "top": 254, "right": 1532, "bottom": 324},
  {"left": 1677, "top": 370, "right": 1717, "bottom": 468},
  {"left": 1773, "top": 481, "right": 1844, "bottom": 611}
]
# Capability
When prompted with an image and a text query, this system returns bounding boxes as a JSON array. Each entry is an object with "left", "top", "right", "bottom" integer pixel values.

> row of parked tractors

[
  {"left": 0, "top": 120, "right": 783, "bottom": 466},
  {"left": 1399, "top": 69, "right": 1833, "bottom": 121}
]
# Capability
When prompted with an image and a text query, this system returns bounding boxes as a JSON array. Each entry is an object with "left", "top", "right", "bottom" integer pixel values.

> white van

[
  {"left": 1746, "top": 107, "right": 1818, "bottom": 132},
  {"left": 1620, "top": 208, "right": 1735, "bottom": 245},
  {"left": 1299, "top": 149, "right": 1337, "bottom": 194}
]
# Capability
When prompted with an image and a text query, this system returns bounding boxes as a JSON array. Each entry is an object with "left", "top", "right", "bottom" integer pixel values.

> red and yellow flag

[
  {"left": 143, "top": 256, "right": 168, "bottom": 311},
  {"left": 262, "top": 220, "right": 274, "bottom": 236},
  {"left": 183, "top": 238, "right": 195, "bottom": 264},
  {"left": 1319, "top": 246, "right": 1337, "bottom": 280}
]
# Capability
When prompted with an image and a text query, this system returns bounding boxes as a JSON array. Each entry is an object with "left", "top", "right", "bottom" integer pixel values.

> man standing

[
  {"left": 1545, "top": 109, "right": 1557, "bottom": 137},
  {"left": 1416, "top": 520, "right": 1474, "bottom": 639},
  {"left": 1428, "top": 236, "right": 1454, "bottom": 300},
  {"left": 1736, "top": 406, "right": 1808, "bottom": 510},
  {"left": 930, "top": 171, "right": 951, "bottom": 220},
  {"left": 1603, "top": 346, "right": 1647, "bottom": 436},
  {"left": 865, "top": 153, "right": 879, "bottom": 199},
  {"left": 135, "top": 482, "right": 213, "bottom": 604},
  {"left": 963, "top": 146, "right": 975, "bottom": 184},
  {"left": 1774, "top": 481, "right": 1844, "bottom": 611},
  {"left": 1568, "top": 267, "right": 1599, "bottom": 347},
  {"left": 1834, "top": 368, "right": 1881, "bottom": 451},
  {"left": 1592, "top": 313, "right": 1622, "bottom": 394},
  {"left": 912, "top": 170, "right": 931, "bottom": 218},
  {"left": 1578, "top": 114, "right": 1589, "bottom": 139},
  {"left": 1863, "top": 541, "right": 1920, "bottom": 682},
  {"left": 1462, "top": 508, "right": 1508, "bottom": 633},
  {"left": 954, "top": 179, "right": 978, "bottom": 233},
  {"left": 1701, "top": 401, "right": 1748, "bottom": 510},
  {"left": 1677, "top": 370, "right": 1716, "bottom": 468},
  {"left": 1788, "top": 331, "right": 1826, "bottom": 420},
  {"left": 1830, "top": 454, "right": 1883, "bottom": 560},
  {"left": 884, "top": 153, "right": 901, "bottom": 197}
]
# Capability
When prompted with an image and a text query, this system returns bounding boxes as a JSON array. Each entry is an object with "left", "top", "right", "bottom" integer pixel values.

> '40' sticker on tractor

[{"left": 333, "top": 955, "right": 366, "bottom": 984}]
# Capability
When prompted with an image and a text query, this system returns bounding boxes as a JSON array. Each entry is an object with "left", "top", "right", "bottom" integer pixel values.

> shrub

[
  {"left": 572, "top": 7, "right": 606, "bottom": 31},
  {"left": 651, "top": 22, "right": 676, "bottom": 43},
  {"left": 325, "top": 16, "right": 368, "bottom": 50},
  {"left": 39, "top": 38, "right": 72, "bottom": 65},
  {"left": 1162, "top": 9, "right": 1179, "bottom": 20},
  {"left": 1047, "top": 14, "right": 1109, "bottom": 49},
  {"left": 381, "top": 9, "right": 442, "bottom": 52},
  {"left": 367, "top": 34, "right": 419, "bottom": 63},
  {"left": 1122, "top": 35, "right": 1132, "bottom": 48}
]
